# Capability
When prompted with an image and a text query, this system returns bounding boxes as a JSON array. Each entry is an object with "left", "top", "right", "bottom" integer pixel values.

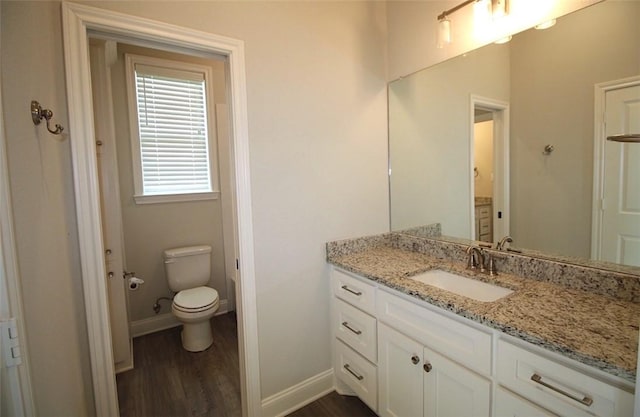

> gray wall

[
  {"left": 510, "top": 0, "right": 640, "bottom": 257},
  {"left": 389, "top": 42, "right": 510, "bottom": 235}
]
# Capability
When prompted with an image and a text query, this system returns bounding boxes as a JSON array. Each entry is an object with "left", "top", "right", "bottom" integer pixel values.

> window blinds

[{"left": 134, "top": 67, "right": 212, "bottom": 196}]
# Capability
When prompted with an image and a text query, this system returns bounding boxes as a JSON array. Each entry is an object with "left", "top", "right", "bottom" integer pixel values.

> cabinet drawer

[
  {"left": 334, "top": 298, "right": 377, "bottom": 363},
  {"left": 494, "top": 387, "right": 557, "bottom": 417},
  {"left": 332, "top": 269, "right": 376, "bottom": 315},
  {"left": 477, "top": 206, "right": 490, "bottom": 218},
  {"left": 376, "top": 289, "right": 492, "bottom": 375},
  {"left": 480, "top": 216, "right": 491, "bottom": 227},
  {"left": 497, "top": 340, "right": 634, "bottom": 417},
  {"left": 335, "top": 339, "right": 377, "bottom": 412}
]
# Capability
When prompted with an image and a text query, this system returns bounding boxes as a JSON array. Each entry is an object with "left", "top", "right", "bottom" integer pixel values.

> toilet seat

[{"left": 173, "top": 287, "right": 219, "bottom": 313}]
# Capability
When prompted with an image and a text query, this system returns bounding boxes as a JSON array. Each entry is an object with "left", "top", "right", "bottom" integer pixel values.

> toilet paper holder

[{"left": 124, "top": 271, "right": 144, "bottom": 291}]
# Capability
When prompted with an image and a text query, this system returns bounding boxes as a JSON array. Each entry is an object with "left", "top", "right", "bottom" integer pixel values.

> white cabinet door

[
  {"left": 378, "top": 323, "right": 423, "bottom": 417},
  {"left": 423, "top": 346, "right": 490, "bottom": 417},
  {"left": 494, "top": 387, "right": 557, "bottom": 417}
]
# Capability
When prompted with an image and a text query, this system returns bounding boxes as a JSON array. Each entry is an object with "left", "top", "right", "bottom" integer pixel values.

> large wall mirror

[{"left": 389, "top": 0, "right": 640, "bottom": 272}]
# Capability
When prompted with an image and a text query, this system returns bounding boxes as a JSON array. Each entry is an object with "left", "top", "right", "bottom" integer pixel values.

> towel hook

[
  {"left": 542, "top": 144, "right": 554, "bottom": 155},
  {"left": 31, "top": 100, "right": 64, "bottom": 135}
]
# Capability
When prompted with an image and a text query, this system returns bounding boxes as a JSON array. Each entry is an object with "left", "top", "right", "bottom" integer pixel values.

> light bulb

[{"left": 437, "top": 18, "right": 452, "bottom": 48}]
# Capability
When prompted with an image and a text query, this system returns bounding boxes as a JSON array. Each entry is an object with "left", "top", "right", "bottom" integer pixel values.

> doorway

[
  {"left": 470, "top": 96, "right": 510, "bottom": 243},
  {"left": 62, "top": 3, "right": 260, "bottom": 416},
  {"left": 592, "top": 76, "right": 640, "bottom": 267}
]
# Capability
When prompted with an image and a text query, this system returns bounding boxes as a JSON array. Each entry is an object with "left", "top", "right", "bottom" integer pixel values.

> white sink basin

[{"left": 408, "top": 270, "right": 513, "bottom": 302}]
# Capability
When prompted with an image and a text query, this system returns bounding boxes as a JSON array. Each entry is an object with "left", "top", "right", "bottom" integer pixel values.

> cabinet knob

[
  {"left": 423, "top": 362, "right": 433, "bottom": 373},
  {"left": 411, "top": 355, "right": 420, "bottom": 365}
]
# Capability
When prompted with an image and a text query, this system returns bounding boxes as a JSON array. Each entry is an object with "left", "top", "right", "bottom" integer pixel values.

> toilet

[{"left": 163, "top": 245, "right": 219, "bottom": 352}]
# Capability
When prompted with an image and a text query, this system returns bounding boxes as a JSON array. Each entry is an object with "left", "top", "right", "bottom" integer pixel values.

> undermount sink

[{"left": 408, "top": 269, "right": 513, "bottom": 302}]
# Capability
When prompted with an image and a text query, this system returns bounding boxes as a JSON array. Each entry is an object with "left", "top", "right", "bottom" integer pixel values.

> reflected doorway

[
  {"left": 473, "top": 110, "right": 494, "bottom": 243},
  {"left": 470, "top": 96, "right": 510, "bottom": 244}
]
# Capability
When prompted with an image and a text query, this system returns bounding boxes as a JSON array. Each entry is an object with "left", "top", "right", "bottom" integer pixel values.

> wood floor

[{"left": 116, "top": 312, "right": 376, "bottom": 417}]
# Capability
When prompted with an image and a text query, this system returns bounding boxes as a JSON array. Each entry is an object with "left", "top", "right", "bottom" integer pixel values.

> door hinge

[
  {"left": 1, "top": 317, "right": 23, "bottom": 367},
  {"left": 236, "top": 259, "right": 239, "bottom": 270}
]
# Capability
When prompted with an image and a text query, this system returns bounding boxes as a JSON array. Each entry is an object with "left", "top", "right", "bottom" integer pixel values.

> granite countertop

[
  {"left": 474, "top": 196, "right": 492, "bottom": 207},
  {"left": 329, "top": 246, "right": 640, "bottom": 383}
]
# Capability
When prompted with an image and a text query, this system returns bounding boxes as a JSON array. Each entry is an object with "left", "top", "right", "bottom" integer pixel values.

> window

[{"left": 125, "top": 54, "right": 218, "bottom": 204}]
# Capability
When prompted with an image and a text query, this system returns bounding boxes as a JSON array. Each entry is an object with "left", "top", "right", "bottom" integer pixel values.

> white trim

[
  {"left": 469, "top": 95, "right": 510, "bottom": 242},
  {"left": 131, "top": 312, "right": 180, "bottom": 338},
  {"left": 61, "top": 3, "right": 260, "bottom": 416},
  {"left": 130, "top": 299, "right": 229, "bottom": 338},
  {"left": 133, "top": 191, "right": 219, "bottom": 205},
  {"left": 261, "top": 369, "right": 335, "bottom": 417},
  {"left": 591, "top": 75, "right": 640, "bottom": 261},
  {"left": 636, "top": 336, "right": 640, "bottom": 417}
]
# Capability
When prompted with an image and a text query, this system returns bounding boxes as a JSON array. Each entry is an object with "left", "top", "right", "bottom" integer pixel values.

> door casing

[
  {"left": 61, "top": 3, "right": 260, "bottom": 416},
  {"left": 591, "top": 75, "right": 640, "bottom": 262},
  {"left": 469, "top": 95, "right": 510, "bottom": 242}
]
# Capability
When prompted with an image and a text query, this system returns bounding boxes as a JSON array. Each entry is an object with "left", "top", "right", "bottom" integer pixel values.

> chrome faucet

[
  {"left": 495, "top": 236, "right": 513, "bottom": 251},
  {"left": 466, "top": 245, "right": 498, "bottom": 276},
  {"left": 466, "top": 246, "right": 486, "bottom": 273}
]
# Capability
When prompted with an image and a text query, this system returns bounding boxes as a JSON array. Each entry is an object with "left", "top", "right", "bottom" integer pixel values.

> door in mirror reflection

[
  {"left": 473, "top": 110, "right": 494, "bottom": 243},
  {"left": 600, "top": 83, "right": 640, "bottom": 267}
]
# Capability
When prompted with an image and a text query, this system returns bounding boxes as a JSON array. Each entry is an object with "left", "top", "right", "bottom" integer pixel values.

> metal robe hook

[
  {"left": 31, "top": 100, "right": 64, "bottom": 135},
  {"left": 542, "top": 144, "right": 554, "bottom": 155}
]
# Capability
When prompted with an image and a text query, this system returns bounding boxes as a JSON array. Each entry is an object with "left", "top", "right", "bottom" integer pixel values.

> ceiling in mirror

[{"left": 388, "top": 0, "right": 640, "bottom": 274}]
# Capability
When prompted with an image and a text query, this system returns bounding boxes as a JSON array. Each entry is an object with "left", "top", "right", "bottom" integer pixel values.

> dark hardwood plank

[
  {"left": 116, "top": 313, "right": 242, "bottom": 417},
  {"left": 286, "top": 391, "right": 377, "bottom": 417},
  {"left": 117, "top": 312, "right": 375, "bottom": 416}
]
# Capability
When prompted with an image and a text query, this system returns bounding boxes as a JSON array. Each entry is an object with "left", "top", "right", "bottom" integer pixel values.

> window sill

[{"left": 133, "top": 191, "right": 219, "bottom": 205}]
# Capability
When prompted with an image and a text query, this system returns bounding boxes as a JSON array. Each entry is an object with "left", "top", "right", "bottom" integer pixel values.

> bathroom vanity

[{"left": 327, "top": 233, "right": 639, "bottom": 417}]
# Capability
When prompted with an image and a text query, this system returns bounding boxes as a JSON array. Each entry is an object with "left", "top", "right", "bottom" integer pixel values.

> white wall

[
  {"left": 1, "top": 0, "right": 389, "bottom": 412},
  {"left": 0, "top": 2, "right": 95, "bottom": 414}
]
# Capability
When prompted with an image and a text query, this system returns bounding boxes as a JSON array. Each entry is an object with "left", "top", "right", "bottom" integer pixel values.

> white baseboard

[
  {"left": 130, "top": 299, "right": 229, "bottom": 338},
  {"left": 261, "top": 369, "right": 335, "bottom": 417}
]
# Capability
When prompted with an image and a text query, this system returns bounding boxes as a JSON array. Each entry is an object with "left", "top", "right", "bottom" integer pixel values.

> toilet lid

[{"left": 174, "top": 287, "right": 219, "bottom": 311}]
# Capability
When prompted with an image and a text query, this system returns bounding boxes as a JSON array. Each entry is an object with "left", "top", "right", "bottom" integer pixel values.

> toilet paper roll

[{"left": 128, "top": 276, "right": 144, "bottom": 291}]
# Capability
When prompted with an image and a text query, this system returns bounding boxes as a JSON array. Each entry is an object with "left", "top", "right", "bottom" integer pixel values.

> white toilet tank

[{"left": 163, "top": 245, "right": 212, "bottom": 292}]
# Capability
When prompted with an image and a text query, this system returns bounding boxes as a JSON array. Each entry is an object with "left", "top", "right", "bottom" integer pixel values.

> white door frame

[
  {"left": 469, "top": 95, "right": 510, "bottom": 242},
  {"left": 591, "top": 75, "right": 640, "bottom": 261},
  {"left": 61, "top": 3, "right": 260, "bottom": 416}
]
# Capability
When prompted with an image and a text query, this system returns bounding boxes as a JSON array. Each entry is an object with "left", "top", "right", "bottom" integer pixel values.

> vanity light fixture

[
  {"left": 437, "top": 0, "right": 509, "bottom": 48},
  {"left": 490, "top": 0, "right": 509, "bottom": 20},
  {"left": 494, "top": 35, "right": 512, "bottom": 44},
  {"left": 535, "top": 19, "right": 556, "bottom": 30}
]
